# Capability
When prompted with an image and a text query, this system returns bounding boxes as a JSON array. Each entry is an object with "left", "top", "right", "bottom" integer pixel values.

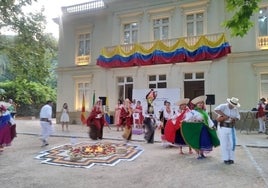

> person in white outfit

[
  {"left": 214, "top": 97, "right": 240, "bottom": 165},
  {"left": 40, "top": 100, "right": 53, "bottom": 147},
  {"left": 60, "top": 103, "right": 70, "bottom": 131}
]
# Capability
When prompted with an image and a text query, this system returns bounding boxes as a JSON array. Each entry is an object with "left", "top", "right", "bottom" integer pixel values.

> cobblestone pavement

[{"left": 0, "top": 119, "right": 268, "bottom": 188}]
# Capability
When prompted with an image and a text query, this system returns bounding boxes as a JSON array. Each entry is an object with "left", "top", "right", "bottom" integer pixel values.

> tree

[
  {"left": 0, "top": 0, "right": 57, "bottom": 116},
  {"left": 0, "top": 80, "right": 56, "bottom": 116},
  {"left": 224, "top": 0, "right": 262, "bottom": 37},
  {"left": 0, "top": 0, "right": 44, "bottom": 40},
  {"left": 6, "top": 33, "right": 57, "bottom": 85},
  {"left": 0, "top": 0, "right": 57, "bottom": 84}
]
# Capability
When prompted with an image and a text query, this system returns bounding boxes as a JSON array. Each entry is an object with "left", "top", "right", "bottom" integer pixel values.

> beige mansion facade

[{"left": 56, "top": 0, "right": 268, "bottom": 124}]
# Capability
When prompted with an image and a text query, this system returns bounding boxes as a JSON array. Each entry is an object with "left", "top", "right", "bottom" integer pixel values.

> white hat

[
  {"left": 176, "top": 98, "right": 190, "bottom": 106},
  {"left": 0, "top": 101, "right": 11, "bottom": 108},
  {"left": 191, "top": 95, "right": 207, "bottom": 105},
  {"left": 227, "top": 97, "right": 240, "bottom": 108}
]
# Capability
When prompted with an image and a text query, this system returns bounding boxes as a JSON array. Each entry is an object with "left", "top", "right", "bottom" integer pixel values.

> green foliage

[
  {"left": 6, "top": 34, "right": 57, "bottom": 84},
  {"left": 224, "top": 0, "right": 261, "bottom": 37},
  {"left": 0, "top": 0, "right": 58, "bottom": 86},
  {"left": 0, "top": 0, "right": 42, "bottom": 40},
  {"left": 0, "top": 0, "right": 58, "bottom": 117},
  {"left": 0, "top": 80, "right": 56, "bottom": 116}
]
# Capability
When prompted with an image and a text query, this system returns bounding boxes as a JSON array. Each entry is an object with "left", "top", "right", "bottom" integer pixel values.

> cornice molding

[
  {"left": 179, "top": 0, "right": 210, "bottom": 9},
  {"left": 147, "top": 6, "right": 176, "bottom": 15},
  {"left": 117, "top": 11, "right": 144, "bottom": 19}
]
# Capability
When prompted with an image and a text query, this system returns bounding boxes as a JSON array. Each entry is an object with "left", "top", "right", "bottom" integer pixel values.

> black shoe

[
  {"left": 201, "top": 153, "right": 206, "bottom": 158},
  {"left": 224, "top": 160, "right": 230, "bottom": 164},
  {"left": 228, "top": 160, "right": 234, "bottom": 164},
  {"left": 41, "top": 143, "right": 48, "bottom": 147}
]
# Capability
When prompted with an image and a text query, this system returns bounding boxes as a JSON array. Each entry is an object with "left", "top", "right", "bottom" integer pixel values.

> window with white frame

[
  {"left": 117, "top": 76, "right": 133, "bottom": 101},
  {"left": 123, "top": 22, "right": 138, "bottom": 44},
  {"left": 118, "top": 11, "right": 143, "bottom": 45},
  {"left": 186, "top": 12, "right": 204, "bottom": 36},
  {"left": 153, "top": 17, "right": 169, "bottom": 40},
  {"left": 76, "top": 32, "right": 91, "bottom": 65},
  {"left": 78, "top": 33, "right": 90, "bottom": 56},
  {"left": 257, "top": 6, "right": 268, "bottom": 49},
  {"left": 148, "top": 74, "right": 167, "bottom": 88},
  {"left": 180, "top": 0, "right": 208, "bottom": 37},
  {"left": 260, "top": 74, "right": 268, "bottom": 98},
  {"left": 77, "top": 82, "right": 90, "bottom": 111},
  {"left": 258, "top": 7, "right": 268, "bottom": 37},
  {"left": 184, "top": 72, "right": 204, "bottom": 80}
]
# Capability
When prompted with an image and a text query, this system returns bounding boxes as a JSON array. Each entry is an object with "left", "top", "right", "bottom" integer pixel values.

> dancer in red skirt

[
  {"left": 87, "top": 99, "right": 105, "bottom": 140},
  {"left": 164, "top": 98, "right": 192, "bottom": 154}
]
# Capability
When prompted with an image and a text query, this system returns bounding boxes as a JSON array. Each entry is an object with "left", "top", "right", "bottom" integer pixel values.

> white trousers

[
  {"left": 40, "top": 121, "right": 53, "bottom": 142},
  {"left": 218, "top": 126, "right": 236, "bottom": 161},
  {"left": 258, "top": 117, "right": 266, "bottom": 132}
]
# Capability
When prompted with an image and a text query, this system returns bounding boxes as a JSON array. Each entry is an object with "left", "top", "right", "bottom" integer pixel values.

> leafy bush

[{"left": 0, "top": 80, "right": 56, "bottom": 117}]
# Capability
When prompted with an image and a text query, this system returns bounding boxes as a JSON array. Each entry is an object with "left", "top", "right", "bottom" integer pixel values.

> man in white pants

[
  {"left": 214, "top": 97, "right": 240, "bottom": 165},
  {"left": 40, "top": 101, "right": 53, "bottom": 147}
]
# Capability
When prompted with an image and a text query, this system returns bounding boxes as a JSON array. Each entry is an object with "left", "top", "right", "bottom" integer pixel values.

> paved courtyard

[{"left": 1, "top": 119, "right": 268, "bottom": 188}]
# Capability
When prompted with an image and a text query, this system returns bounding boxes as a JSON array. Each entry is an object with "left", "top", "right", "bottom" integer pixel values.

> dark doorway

[{"left": 184, "top": 80, "right": 204, "bottom": 100}]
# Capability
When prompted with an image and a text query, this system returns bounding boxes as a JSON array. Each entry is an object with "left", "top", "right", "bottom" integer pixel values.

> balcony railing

[
  {"left": 105, "top": 33, "right": 225, "bottom": 53},
  {"left": 61, "top": 0, "right": 106, "bottom": 15},
  {"left": 258, "top": 36, "right": 268, "bottom": 50}
]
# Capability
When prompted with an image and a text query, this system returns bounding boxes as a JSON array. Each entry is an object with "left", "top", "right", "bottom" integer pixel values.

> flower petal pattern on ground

[{"left": 35, "top": 142, "right": 144, "bottom": 169}]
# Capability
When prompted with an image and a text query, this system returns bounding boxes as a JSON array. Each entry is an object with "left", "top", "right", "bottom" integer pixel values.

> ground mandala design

[{"left": 35, "top": 142, "right": 144, "bottom": 169}]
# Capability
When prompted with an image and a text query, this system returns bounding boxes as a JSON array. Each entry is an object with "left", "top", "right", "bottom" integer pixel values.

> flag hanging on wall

[
  {"left": 105, "top": 97, "right": 110, "bottom": 124},
  {"left": 80, "top": 93, "right": 87, "bottom": 125},
  {"left": 92, "top": 90, "right": 95, "bottom": 106}
]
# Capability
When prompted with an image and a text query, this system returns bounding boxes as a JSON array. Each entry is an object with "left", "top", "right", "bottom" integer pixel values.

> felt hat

[
  {"left": 227, "top": 97, "right": 240, "bottom": 108},
  {"left": 191, "top": 95, "right": 207, "bottom": 105},
  {"left": 124, "top": 98, "right": 131, "bottom": 104},
  {"left": 176, "top": 98, "right": 190, "bottom": 106}
]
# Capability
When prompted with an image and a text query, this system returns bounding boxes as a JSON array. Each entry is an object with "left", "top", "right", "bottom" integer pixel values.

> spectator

[
  {"left": 60, "top": 103, "right": 70, "bottom": 131},
  {"left": 114, "top": 99, "right": 123, "bottom": 131},
  {"left": 256, "top": 98, "right": 266, "bottom": 134}
]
